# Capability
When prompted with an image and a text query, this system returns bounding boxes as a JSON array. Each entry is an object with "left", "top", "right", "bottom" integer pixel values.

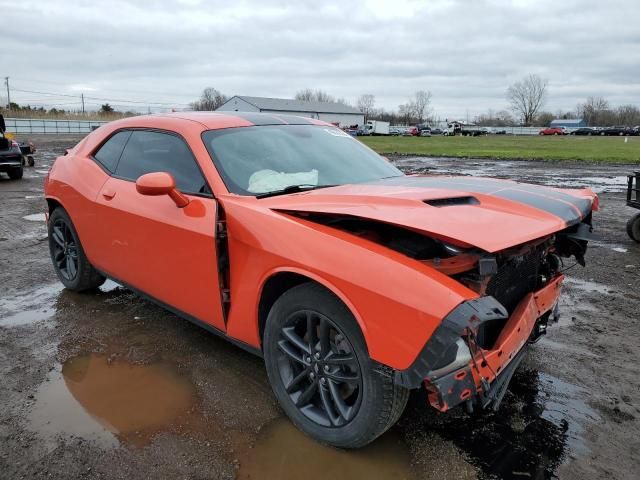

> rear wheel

[
  {"left": 8, "top": 167, "right": 23, "bottom": 180},
  {"left": 263, "top": 283, "right": 409, "bottom": 448},
  {"left": 48, "top": 208, "right": 105, "bottom": 291},
  {"left": 627, "top": 213, "right": 640, "bottom": 243}
]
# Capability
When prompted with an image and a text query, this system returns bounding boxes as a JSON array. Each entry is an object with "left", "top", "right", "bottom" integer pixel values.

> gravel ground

[{"left": 0, "top": 136, "right": 638, "bottom": 480}]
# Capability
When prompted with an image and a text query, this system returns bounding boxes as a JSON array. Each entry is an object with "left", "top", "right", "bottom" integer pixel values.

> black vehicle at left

[{"left": 0, "top": 114, "right": 23, "bottom": 180}]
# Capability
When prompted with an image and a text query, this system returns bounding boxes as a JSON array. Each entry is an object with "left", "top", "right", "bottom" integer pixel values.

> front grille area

[{"left": 486, "top": 249, "right": 543, "bottom": 314}]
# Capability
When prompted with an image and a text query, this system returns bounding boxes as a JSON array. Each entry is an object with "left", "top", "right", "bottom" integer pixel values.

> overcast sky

[{"left": 1, "top": 0, "right": 638, "bottom": 118}]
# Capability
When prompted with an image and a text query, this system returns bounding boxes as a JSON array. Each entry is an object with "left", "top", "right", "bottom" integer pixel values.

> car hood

[{"left": 261, "top": 175, "right": 597, "bottom": 252}]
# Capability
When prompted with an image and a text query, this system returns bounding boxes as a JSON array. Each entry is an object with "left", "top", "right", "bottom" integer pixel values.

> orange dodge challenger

[{"left": 44, "top": 112, "right": 597, "bottom": 448}]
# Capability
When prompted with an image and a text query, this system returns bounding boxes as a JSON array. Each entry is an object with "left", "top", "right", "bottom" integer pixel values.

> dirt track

[{"left": 0, "top": 136, "right": 638, "bottom": 479}]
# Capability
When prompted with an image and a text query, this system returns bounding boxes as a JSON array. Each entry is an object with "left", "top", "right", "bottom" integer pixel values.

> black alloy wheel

[
  {"left": 263, "top": 283, "right": 409, "bottom": 448},
  {"left": 276, "top": 309, "right": 363, "bottom": 428},
  {"left": 48, "top": 208, "right": 105, "bottom": 291},
  {"left": 50, "top": 218, "right": 79, "bottom": 281}
]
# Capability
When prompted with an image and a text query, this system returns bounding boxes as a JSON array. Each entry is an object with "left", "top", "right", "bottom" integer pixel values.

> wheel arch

[
  {"left": 257, "top": 268, "right": 368, "bottom": 350},
  {"left": 46, "top": 197, "right": 65, "bottom": 214}
]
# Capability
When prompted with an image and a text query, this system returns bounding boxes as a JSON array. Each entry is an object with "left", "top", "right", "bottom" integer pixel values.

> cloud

[{"left": 1, "top": 0, "right": 638, "bottom": 116}]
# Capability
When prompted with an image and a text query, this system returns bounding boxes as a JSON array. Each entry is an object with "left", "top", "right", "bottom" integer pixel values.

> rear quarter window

[{"left": 93, "top": 131, "right": 131, "bottom": 172}]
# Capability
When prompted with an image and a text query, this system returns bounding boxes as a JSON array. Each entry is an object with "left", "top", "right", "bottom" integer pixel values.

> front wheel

[
  {"left": 263, "top": 283, "right": 409, "bottom": 448},
  {"left": 48, "top": 208, "right": 106, "bottom": 291},
  {"left": 627, "top": 213, "right": 640, "bottom": 242}
]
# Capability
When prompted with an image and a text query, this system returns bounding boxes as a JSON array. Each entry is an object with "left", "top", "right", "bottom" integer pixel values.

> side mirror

[
  {"left": 136, "top": 172, "right": 189, "bottom": 208},
  {"left": 0, "top": 114, "right": 5, "bottom": 133}
]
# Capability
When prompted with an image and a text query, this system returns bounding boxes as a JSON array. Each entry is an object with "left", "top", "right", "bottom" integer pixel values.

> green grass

[{"left": 360, "top": 135, "right": 640, "bottom": 163}]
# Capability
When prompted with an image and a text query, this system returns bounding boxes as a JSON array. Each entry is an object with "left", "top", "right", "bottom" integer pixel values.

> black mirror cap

[{"left": 0, "top": 113, "right": 5, "bottom": 133}]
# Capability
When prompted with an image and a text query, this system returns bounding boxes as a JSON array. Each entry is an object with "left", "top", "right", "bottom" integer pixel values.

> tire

[
  {"left": 263, "top": 283, "right": 409, "bottom": 448},
  {"left": 601, "top": 132, "right": 605, "bottom": 136},
  {"left": 588, "top": 132, "right": 592, "bottom": 136},
  {"left": 539, "top": 132, "right": 544, "bottom": 136},
  {"left": 8, "top": 167, "right": 23, "bottom": 180},
  {"left": 619, "top": 131, "right": 624, "bottom": 136},
  {"left": 48, "top": 207, "right": 106, "bottom": 291},
  {"left": 627, "top": 213, "right": 640, "bottom": 243},
  {"left": 27, "top": 156, "right": 35, "bottom": 167},
  {"left": 554, "top": 132, "right": 558, "bottom": 135}
]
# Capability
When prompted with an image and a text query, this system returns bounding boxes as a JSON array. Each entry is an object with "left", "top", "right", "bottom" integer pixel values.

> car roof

[{"left": 107, "top": 111, "right": 332, "bottom": 131}]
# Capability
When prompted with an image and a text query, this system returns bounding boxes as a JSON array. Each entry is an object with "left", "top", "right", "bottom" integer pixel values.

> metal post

[
  {"left": 4, "top": 77, "right": 10, "bottom": 108},
  {"left": 81, "top": 93, "right": 85, "bottom": 114}
]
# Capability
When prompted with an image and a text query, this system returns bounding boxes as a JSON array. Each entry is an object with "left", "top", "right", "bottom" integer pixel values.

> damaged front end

[
  {"left": 281, "top": 208, "right": 594, "bottom": 413},
  {"left": 391, "top": 216, "right": 594, "bottom": 413}
]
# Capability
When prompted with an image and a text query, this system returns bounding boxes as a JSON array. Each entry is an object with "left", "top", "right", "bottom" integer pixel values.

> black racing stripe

[
  {"left": 503, "top": 182, "right": 592, "bottom": 217},
  {"left": 229, "top": 112, "right": 288, "bottom": 125},
  {"left": 493, "top": 189, "right": 581, "bottom": 224},
  {"left": 371, "top": 176, "right": 590, "bottom": 224}
]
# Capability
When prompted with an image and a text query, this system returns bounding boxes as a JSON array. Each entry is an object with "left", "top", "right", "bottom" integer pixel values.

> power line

[{"left": 10, "top": 87, "right": 189, "bottom": 106}]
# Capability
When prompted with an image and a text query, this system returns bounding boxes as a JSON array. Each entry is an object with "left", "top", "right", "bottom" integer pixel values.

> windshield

[{"left": 202, "top": 125, "right": 402, "bottom": 196}]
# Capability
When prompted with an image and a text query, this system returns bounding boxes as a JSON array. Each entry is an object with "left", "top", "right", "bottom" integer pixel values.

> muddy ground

[{"left": 0, "top": 135, "right": 638, "bottom": 480}]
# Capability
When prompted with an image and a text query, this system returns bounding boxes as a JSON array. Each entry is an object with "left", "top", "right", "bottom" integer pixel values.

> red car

[
  {"left": 44, "top": 113, "right": 597, "bottom": 448},
  {"left": 539, "top": 127, "right": 567, "bottom": 136}
]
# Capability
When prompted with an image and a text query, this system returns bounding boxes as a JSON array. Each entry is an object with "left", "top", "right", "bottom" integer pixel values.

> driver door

[{"left": 93, "top": 129, "right": 226, "bottom": 330}]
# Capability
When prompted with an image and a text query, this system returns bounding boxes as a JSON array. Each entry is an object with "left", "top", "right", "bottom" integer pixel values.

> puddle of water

[
  {"left": 404, "top": 366, "right": 596, "bottom": 479},
  {"left": 25, "top": 195, "right": 44, "bottom": 199},
  {"left": 23, "top": 212, "right": 46, "bottom": 222},
  {"left": 29, "top": 353, "right": 197, "bottom": 448},
  {"left": 611, "top": 247, "right": 628, "bottom": 253},
  {"left": 237, "top": 418, "right": 414, "bottom": 480},
  {"left": 99, "top": 278, "right": 122, "bottom": 293},
  {"left": 0, "top": 283, "right": 63, "bottom": 327},
  {"left": 563, "top": 277, "right": 611, "bottom": 295}
]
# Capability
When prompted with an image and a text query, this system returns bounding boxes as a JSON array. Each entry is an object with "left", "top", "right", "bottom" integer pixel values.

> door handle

[{"left": 102, "top": 188, "right": 116, "bottom": 200}]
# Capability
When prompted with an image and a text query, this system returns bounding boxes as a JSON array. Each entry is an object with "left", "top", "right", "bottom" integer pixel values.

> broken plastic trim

[{"left": 394, "top": 296, "right": 508, "bottom": 389}]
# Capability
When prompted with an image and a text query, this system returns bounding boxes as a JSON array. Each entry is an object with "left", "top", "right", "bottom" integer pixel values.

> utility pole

[
  {"left": 4, "top": 77, "right": 10, "bottom": 108},
  {"left": 81, "top": 93, "right": 85, "bottom": 114}
]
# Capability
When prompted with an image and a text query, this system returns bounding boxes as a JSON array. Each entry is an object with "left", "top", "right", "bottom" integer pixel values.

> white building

[{"left": 216, "top": 96, "right": 364, "bottom": 128}]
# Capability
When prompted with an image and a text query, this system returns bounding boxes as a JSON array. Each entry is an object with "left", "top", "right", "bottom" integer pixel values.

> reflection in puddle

[
  {"left": 29, "top": 354, "right": 197, "bottom": 448},
  {"left": 0, "top": 283, "right": 63, "bottom": 327},
  {"left": 23, "top": 213, "right": 46, "bottom": 222},
  {"left": 237, "top": 419, "right": 414, "bottom": 480},
  {"left": 537, "top": 372, "right": 600, "bottom": 455}
]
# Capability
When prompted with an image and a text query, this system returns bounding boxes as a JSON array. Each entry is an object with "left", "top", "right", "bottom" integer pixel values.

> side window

[
  {"left": 115, "top": 130, "right": 210, "bottom": 195},
  {"left": 93, "top": 131, "right": 131, "bottom": 172}
]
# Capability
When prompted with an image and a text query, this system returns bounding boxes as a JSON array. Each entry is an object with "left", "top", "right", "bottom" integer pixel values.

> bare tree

[
  {"left": 576, "top": 96, "right": 610, "bottom": 126},
  {"left": 506, "top": 74, "right": 548, "bottom": 126},
  {"left": 294, "top": 89, "right": 336, "bottom": 103},
  {"left": 356, "top": 94, "right": 375, "bottom": 122},
  {"left": 191, "top": 87, "right": 227, "bottom": 111},
  {"left": 413, "top": 90, "right": 432, "bottom": 124}
]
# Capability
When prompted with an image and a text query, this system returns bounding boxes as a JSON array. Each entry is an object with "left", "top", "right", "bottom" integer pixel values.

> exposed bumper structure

[{"left": 395, "top": 274, "right": 564, "bottom": 412}]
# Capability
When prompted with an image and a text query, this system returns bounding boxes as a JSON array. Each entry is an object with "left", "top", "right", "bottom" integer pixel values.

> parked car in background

[
  {"left": 403, "top": 126, "right": 418, "bottom": 136},
  {"left": 539, "top": 127, "right": 566, "bottom": 136},
  {"left": 600, "top": 126, "right": 633, "bottom": 136},
  {"left": 430, "top": 128, "right": 443, "bottom": 135},
  {"left": 44, "top": 112, "right": 598, "bottom": 449},
  {"left": 0, "top": 114, "right": 24, "bottom": 180},
  {"left": 570, "top": 128, "right": 595, "bottom": 136},
  {"left": 419, "top": 129, "right": 431, "bottom": 137},
  {"left": 494, "top": 129, "right": 507, "bottom": 135},
  {"left": 389, "top": 127, "right": 402, "bottom": 136}
]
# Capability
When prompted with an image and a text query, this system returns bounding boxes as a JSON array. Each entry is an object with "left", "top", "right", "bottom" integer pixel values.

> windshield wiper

[{"left": 255, "top": 184, "right": 336, "bottom": 199}]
